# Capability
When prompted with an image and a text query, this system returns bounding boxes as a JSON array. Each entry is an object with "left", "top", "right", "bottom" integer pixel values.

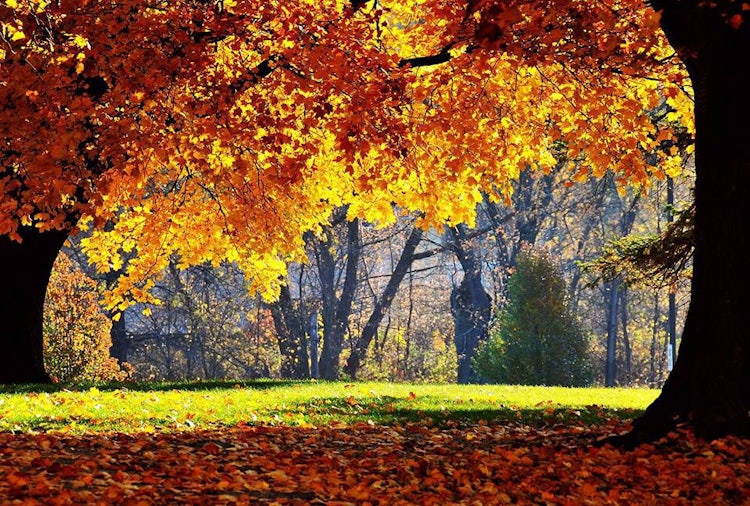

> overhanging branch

[{"left": 398, "top": 42, "right": 457, "bottom": 68}]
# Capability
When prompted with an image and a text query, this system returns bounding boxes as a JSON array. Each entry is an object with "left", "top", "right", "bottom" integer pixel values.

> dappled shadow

[{"left": 300, "top": 393, "right": 645, "bottom": 429}]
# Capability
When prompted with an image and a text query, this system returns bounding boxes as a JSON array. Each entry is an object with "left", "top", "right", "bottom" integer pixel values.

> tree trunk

[
  {"left": 620, "top": 287, "right": 632, "bottom": 385},
  {"left": 666, "top": 178, "right": 678, "bottom": 369},
  {"left": 605, "top": 190, "right": 639, "bottom": 387},
  {"left": 270, "top": 285, "right": 310, "bottom": 379},
  {"left": 623, "top": 4, "right": 750, "bottom": 442},
  {"left": 448, "top": 225, "right": 492, "bottom": 384},
  {"left": 0, "top": 226, "right": 68, "bottom": 384},
  {"left": 109, "top": 313, "right": 129, "bottom": 365},
  {"left": 309, "top": 313, "right": 320, "bottom": 379},
  {"left": 649, "top": 292, "right": 660, "bottom": 388},
  {"left": 604, "top": 279, "right": 620, "bottom": 387},
  {"left": 317, "top": 217, "right": 360, "bottom": 380},
  {"left": 451, "top": 276, "right": 491, "bottom": 384},
  {"left": 103, "top": 269, "right": 129, "bottom": 365}
]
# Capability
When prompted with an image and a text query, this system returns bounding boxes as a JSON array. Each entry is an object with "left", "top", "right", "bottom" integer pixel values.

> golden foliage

[
  {"left": 1, "top": 0, "right": 692, "bottom": 305},
  {"left": 43, "top": 252, "right": 129, "bottom": 382}
]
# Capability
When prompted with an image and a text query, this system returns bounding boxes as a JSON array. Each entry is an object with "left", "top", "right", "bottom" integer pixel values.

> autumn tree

[
  {"left": 607, "top": 0, "right": 750, "bottom": 442},
  {"left": 43, "top": 252, "right": 128, "bottom": 382},
  {"left": 2, "top": 0, "right": 744, "bottom": 442},
  {"left": 1, "top": 0, "right": 688, "bottom": 383}
]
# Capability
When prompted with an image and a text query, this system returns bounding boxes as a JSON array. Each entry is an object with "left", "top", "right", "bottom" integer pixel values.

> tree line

[{"left": 48, "top": 166, "right": 693, "bottom": 388}]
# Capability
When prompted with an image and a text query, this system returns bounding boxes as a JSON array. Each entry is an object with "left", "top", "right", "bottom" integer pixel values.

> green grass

[{"left": 0, "top": 380, "right": 658, "bottom": 434}]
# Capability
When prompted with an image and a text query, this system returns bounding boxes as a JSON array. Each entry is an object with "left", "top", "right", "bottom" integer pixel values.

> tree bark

[
  {"left": 102, "top": 268, "right": 129, "bottom": 365},
  {"left": 269, "top": 284, "right": 310, "bottom": 379},
  {"left": 108, "top": 313, "right": 129, "bottom": 365},
  {"left": 649, "top": 292, "right": 661, "bottom": 388},
  {"left": 317, "top": 218, "right": 360, "bottom": 380},
  {"left": 0, "top": 227, "right": 68, "bottom": 384},
  {"left": 309, "top": 312, "right": 320, "bottom": 379},
  {"left": 666, "top": 178, "right": 678, "bottom": 369},
  {"left": 621, "top": 3, "right": 750, "bottom": 442},
  {"left": 604, "top": 279, "right": 620, "bottom": 387},
  {"left": 448, "top": 225, "right": 492, "bottom": 384},
  {"left": 620, "top": 287, "right": 632, "bottom": 385}
]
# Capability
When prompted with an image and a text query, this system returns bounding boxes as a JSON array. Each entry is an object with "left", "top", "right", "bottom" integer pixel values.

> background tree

[
  {"left": 269, "top": 284, "right": 311, "bottom": 379},
  {"left": 446, "top": 225, "right": 492, "bottom": 384},
  {"left": 43, "top": 253, "right": 129, "bottom": 383},
  {"left": 474, "top": 247, "right": 594, "bottom": 386},
  {"left": 117, "top": 262, "right": 278, "bottom": 381},
  {"left": 344, "top": 223, "right": 425, "bottom": 378}
]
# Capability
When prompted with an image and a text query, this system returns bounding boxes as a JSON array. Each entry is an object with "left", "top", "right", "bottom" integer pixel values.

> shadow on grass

[{"left": 301, "top": 394, "right": 645, "bottom": 428}]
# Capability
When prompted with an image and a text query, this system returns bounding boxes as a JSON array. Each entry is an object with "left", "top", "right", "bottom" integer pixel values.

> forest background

[{"left": 48, "top": 166, "right": 693, "bottom": 388}]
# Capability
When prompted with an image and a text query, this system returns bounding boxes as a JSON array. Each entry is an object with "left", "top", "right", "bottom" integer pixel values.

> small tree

[
  {"left": 474, "top": 247, "right": 593, "bottom": 386},
  {"left": 44, "top": 253, "right": 129, "bottom": 383}
]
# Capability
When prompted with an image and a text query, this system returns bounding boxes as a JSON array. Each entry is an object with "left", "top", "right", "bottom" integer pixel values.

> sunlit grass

[{"left": 0, "top": 380, "right": 659, "bottom": 434}]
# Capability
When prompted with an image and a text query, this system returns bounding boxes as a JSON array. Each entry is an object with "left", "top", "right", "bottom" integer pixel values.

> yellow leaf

[{"left": 73, "top": 34, "right": 89, "bottom": 49}]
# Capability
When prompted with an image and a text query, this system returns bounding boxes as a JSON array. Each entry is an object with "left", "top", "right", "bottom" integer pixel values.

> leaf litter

[{"left": 1, "top": 420, "right": 749, "bottom": 504}]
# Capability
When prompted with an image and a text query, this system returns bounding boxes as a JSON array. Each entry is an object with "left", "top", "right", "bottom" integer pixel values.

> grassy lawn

[{"left": 0, "top": 380, "right": 658, "bottom": 434}]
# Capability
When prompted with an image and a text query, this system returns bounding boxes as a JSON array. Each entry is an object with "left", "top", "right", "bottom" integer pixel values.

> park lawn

[
  {"left": 2, "top": 382, "right": 749, "bottom": 504},
  {"left": 0, "top": 380, "right": 657, "bottom": 434}
]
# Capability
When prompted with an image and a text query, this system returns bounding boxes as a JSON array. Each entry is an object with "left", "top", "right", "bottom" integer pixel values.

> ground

[
  {"left": 2, "top": 422, "right": 749, "bottom": 504},
  {"left": 0, "top": 382, "right": 747, "bottom": 504}
]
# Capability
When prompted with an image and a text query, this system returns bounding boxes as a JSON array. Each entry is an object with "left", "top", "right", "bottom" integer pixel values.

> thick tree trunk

[
  {"left": 451, "top": 275, "right": 491, "bottom": 384},
  {"left": 448, "top": 225, "right": 492, "bottom": 384},
  {"left": 270, "top": 285, "right": 310, "bottom": 379},
  {"left": 0, "top": 226, "right": 68, "bottom": 384},
  {"left": 103, "top": 269, "right": 130, "bottom": 365},
  {"left": 109, "top": 314, "right": 129, "bottom": 365},
  {"left": 623, "top": 4, "right": 750, "bottom": 442}
]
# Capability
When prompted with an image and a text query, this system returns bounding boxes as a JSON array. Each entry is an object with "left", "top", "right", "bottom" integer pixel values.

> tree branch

[{"left": 398, "top": 42, "right": 457, "bottom": 68}]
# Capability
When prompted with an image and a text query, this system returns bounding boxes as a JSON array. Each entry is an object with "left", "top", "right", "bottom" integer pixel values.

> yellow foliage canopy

[{"left": 0, "top": 0, "right": 692, "bottom": 305}]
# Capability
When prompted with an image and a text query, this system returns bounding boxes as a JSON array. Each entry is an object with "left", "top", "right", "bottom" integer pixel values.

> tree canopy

[{"left": 1, "top": 0, "right": 691, "bottom": 309}]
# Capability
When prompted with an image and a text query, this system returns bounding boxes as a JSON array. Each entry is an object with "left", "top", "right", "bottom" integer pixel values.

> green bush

[{"left": 474, "top": 247, "right": 594, "bottom": 386}]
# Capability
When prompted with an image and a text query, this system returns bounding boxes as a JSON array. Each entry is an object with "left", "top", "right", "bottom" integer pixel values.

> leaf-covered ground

[
  {"left": 1, "top": 383, "right": 747, "bottom": 504},
  {"left": 2, "top": 421, "right": 749, "bottom": 505}
]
